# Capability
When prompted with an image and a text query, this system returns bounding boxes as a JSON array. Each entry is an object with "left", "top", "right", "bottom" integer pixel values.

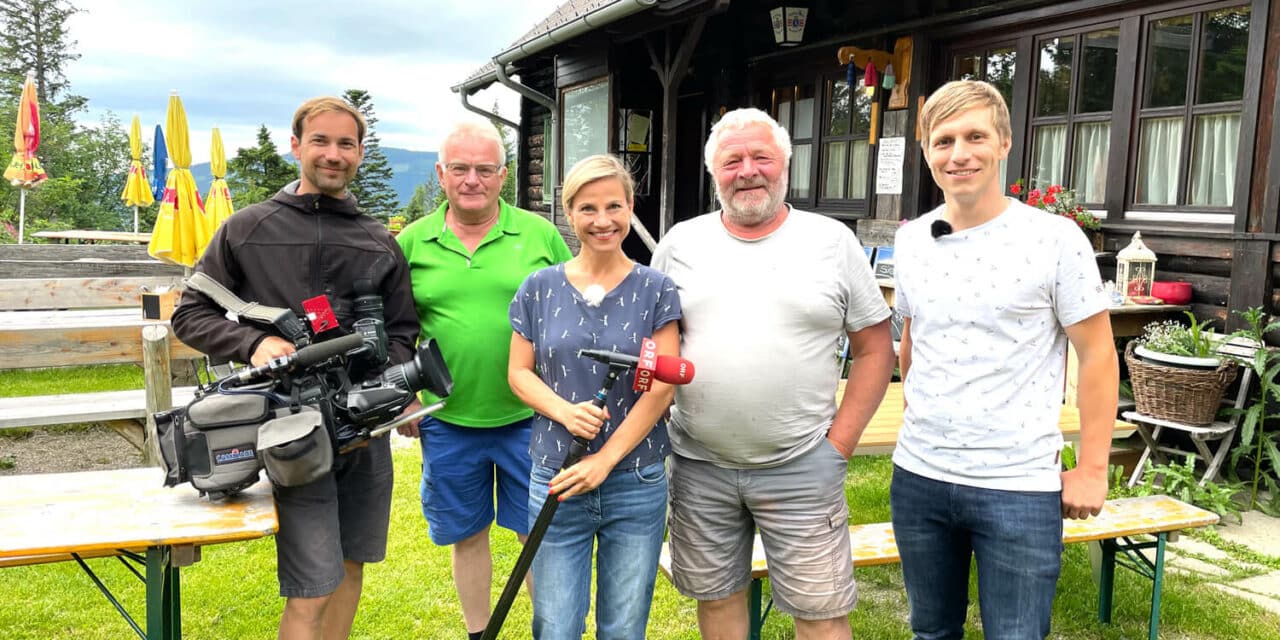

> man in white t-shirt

[
  {"left": 652, "top": 108, "right": 894, "bottom": 640},
  {"left": 891, "top": 80, "right": 1118, "bottom": 639}
]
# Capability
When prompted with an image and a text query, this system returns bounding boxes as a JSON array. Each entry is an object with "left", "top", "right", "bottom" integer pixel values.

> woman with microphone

[{"left": 508, "top": 154, "right": 682, "bottom": 639}]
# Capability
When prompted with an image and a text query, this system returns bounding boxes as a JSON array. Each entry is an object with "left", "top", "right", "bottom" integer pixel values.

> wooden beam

[
  {"left": 0, "top": 277, "right": 181, "bottom": 311},
  {"left": 649, "top": 16, "right": 707, "bottom": 238}
]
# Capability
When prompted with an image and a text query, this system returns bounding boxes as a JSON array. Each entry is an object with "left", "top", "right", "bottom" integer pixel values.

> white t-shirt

[
  {"left": 651, "top": 207, "right": 890, "bottom": 468},
  {"left": 892, "top": 198, "right": 1110, "bottom": 491}
]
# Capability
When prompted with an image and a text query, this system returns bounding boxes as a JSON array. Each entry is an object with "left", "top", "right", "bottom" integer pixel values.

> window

[
  {"left": 820, "top": 76, "right": 871, "bottom": 202},
  {"left": 770, "top": 83, "right": 815, "bottom": 199},
  {"left": 1135, "top": 5, "right": 1249, "bottom": 207},
  {"left": 1028, "top": 26, "right": 1119, "bottom": 203},
  {"left": 953, "top": 45, "right": 1017, "bottom": 187},
  {"left": 561, "top": 79, "right": 609, "bottom": 178}
]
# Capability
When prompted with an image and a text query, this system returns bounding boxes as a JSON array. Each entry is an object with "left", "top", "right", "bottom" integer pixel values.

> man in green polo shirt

[{"left": 396, "top": 119, "right": 571, "bottom": 640}]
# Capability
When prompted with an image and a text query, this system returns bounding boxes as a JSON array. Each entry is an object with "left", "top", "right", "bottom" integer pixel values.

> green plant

[
  {"left": 0, "top": 454, "right": 15, "bottom": 470},
  {"left": 1134, "top": 455, "right": 1246, "bottom": 523},
  {"left": 1139, "top": 311, "right": 1222, "bottom": 358},
  {"left": 1225, "top": 307, "right": 1280, "bottom": 514},
  {"left": 1009, "top": 180, "right": 1101, "bottom": 231}
]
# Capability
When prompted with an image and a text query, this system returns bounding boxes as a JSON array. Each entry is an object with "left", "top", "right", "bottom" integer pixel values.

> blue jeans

[
  {"left": 890, "top": 465, "right": 1063, "bottom": 640},
  {"left": 528, "top": 462, "right": 668, "bottom": 640}
]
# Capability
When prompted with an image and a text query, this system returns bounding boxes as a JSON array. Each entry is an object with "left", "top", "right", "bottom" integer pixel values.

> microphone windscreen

[
  {"left": 931, "top": 219, "right": 953, "bottom": 239},
  {"left": 652, "top": 355, "right": 695, "bottom": 385},
  {"left": 294, "top": 333, "right": 365, "bottom": 368}
]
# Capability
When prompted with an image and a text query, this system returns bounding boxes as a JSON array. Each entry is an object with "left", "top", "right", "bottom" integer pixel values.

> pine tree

[
  {"left": 0, "top": 0, "right": 86, "bottom": 120},
  {"left": 226, "top": 125, "right": 297, "bottom": 207},
  {"left": 343, "top": 89, "right": 398, "bottom": 221}
]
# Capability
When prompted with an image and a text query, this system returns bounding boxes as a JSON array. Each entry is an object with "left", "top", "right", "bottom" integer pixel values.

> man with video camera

[{"left": 171, "top": 96, "right": 419, "bottom": 640}]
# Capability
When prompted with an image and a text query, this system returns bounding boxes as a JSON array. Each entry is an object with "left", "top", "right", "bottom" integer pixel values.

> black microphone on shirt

[{"left": 931, "top": 219, "right": 953, "bottom": 239}]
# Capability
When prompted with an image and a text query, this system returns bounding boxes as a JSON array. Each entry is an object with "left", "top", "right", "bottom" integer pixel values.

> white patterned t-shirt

[{"left": 891, "top": 198, "right": 1110, "bottom": 491}]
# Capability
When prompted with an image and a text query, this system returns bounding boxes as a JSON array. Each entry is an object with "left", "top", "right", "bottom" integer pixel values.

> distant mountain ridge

[{"left": 188, "top": 147, "right": 438, "bottom": 209}]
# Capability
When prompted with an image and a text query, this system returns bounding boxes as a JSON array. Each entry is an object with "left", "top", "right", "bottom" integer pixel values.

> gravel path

[{"left": 0, "top": 426, "right": 146, "bottom": 475}]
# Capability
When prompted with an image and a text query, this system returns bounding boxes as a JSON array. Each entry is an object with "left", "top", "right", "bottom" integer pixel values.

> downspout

[{"left": 457, "top": 91, "right": 518, "bottom": 130}]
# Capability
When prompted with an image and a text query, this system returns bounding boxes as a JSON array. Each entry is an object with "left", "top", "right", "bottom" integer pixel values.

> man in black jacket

[{"left": 172, "top": 96, "right": 419, "bottom": 640}]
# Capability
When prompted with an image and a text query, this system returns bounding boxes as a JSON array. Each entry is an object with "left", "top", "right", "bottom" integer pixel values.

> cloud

[{"left": 64, "top": 0, "right": 560, "bottom": 163}]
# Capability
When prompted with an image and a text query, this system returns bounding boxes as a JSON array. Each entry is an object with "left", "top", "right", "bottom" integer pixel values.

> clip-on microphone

[
  {"left": 482, "top": 339, "right": 694, "bottom": 640},
  {"left": 931, "top": 219, "right": 953, "bottom": 239}
]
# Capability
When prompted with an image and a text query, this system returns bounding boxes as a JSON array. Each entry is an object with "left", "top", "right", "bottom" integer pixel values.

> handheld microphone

[
  {"left": 578, "top": 345, "right": 696, "bottom": 389},
  {"left": 233, "top": 333, "right": 365, "bottom": 383},
  {"left": 931, "top": 219, "right": 953, "bottom": 239}
]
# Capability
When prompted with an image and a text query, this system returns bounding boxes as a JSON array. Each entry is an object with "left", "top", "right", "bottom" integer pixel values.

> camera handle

[
  {"left": 482, "top": 363, "right": 630, "bottom": 640},
  {"left": 335, "top": 399, "right": 447, "bottom": 454}
]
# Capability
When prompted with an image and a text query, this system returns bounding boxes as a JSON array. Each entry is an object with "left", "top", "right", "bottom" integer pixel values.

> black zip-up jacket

[{"left": 172, "top": 182, "right": 418, "bottom": 366}]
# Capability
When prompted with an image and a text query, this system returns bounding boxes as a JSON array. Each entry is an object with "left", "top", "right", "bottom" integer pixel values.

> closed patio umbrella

[
  {"left": 147, "top": 92, "right": 205, "bottom": 267},
  {"left": 203, "top": 127, "right": 235, "bottom": 240},
  {"left": 4, "top": 71, "right": 47, "bottom": 244},
  {"left": 120, "top": 114, "right": 154, "bottom": 233},
  {"left": 152, "top": 124, "right": 168, "bottom": 203}
]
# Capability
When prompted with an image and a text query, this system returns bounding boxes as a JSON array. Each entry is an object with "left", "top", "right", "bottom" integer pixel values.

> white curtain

[
  {"left": 1071, "top": 122, "right": 1110, "bottom": 203},
  {"left": 791, "top": 143, "right": 812, "bottom": 199},
  {"left": 794, "top": 97, "right": 815, "bottom": 138},
  {"left": 850, "top": 140, "right": 869, "bottom": 199},
  {"left": 1189, "top": 113, "right": 1239, "bottom": 207},
  {"left": 824, "top": 142, "right": 847, "bottom": 199},
  {"left": 1136, "top": 117, "right": 1182, "bottom": 205},
  {"left": 1031, "top": 125, "right": 1066, "bottom": 189}
]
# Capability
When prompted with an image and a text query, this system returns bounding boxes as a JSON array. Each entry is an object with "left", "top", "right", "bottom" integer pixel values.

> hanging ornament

[
  {"left": 863, "top": 62, "right": 878, "bottom": 98},
  {"left": 882, "top": 63, "right": 896, "bottom": 90},
  {"left": 846, "top": 61, "right": 856, "bottom": 91}
]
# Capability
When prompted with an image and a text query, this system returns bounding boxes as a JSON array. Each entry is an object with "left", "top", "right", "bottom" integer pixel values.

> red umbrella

[{"left": 4, "top": 71, "right": 47, "bottom": 243}]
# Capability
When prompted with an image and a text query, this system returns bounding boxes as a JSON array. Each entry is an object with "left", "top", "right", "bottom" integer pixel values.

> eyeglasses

[{"left": 445, "top": 163, "right": 501, "bottom": 179}]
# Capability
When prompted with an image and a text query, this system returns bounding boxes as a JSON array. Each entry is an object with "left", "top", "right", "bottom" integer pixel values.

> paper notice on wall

[{"left": 876, "top": 137, "right": 906, "bottom": 195}]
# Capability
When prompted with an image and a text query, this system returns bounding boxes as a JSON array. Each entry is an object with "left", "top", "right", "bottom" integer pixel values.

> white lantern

[{"left": 1116, "top": 231, "right": 1157, "bottom": 302}]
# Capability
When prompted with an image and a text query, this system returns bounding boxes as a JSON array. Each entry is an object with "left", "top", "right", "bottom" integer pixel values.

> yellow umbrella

[
  {"left": 203, "top": 127, "right": 235, "bottom": 236},
  {"left": 148, "top": 92, "right": 205, "bottom": 267},
  {"left": 4, "top": 71, "right": 47, "bottom": 244},
  {"left": 120, "top": 114, "right": 154, "bottom": 233}
]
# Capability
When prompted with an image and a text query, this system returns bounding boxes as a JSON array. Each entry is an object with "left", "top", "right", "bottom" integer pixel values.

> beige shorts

[{"left": 667, "top": 439, "right": 856, "bottom": 620}]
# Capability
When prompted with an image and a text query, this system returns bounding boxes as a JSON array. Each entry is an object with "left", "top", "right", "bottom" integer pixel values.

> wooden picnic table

[
  {"left": 33, "top": 230, "right": 152, "bottom": 244},
  {"left": 0, "top": 468, "right": 276, "bottom": 639},
  {"left": 0, "top": 308, "right": 199, "bottom": 367},
  {"left": 841, "top": 381, "right": 1135, "bottom": 455}
]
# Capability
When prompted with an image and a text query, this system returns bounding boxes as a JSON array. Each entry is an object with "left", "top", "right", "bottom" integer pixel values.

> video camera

[{"left": 154, "top": 275, "right": 452, "bottom": 499}]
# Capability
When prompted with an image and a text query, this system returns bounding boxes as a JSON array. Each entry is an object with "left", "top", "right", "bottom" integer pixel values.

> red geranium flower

[{"left": 1010, "top": 183, "right": 1022, "bottom": 195}]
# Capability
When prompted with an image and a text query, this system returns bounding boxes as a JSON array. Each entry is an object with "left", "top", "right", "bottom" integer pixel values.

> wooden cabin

[{"left": 453, "top": 0, "right": 1278, "bottom": 329}]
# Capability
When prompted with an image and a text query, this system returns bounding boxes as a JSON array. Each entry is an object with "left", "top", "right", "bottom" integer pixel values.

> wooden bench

[
  {"left": 658, "top": 495, "right": 1218, "bottom": 640},
  {"left": 0, "top": 276, "right": 200, "bottom": 462}
]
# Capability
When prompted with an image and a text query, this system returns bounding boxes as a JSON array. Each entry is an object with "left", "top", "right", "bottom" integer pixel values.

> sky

[{"left": 64, "top": 0, "right": 565, "bottom": 165}]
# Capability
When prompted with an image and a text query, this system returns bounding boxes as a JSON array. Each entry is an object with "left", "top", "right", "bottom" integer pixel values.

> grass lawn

[
  {"left": 0, "top": 451, "right": 1278, "bottom": 638},
  {"left": 3, "top": 364, "right": 1279, "bottom": 638}
]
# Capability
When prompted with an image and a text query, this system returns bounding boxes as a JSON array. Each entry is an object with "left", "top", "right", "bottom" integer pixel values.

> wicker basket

[{"left": 1124, "top": 341, "right": 1237, "bottom": 426}]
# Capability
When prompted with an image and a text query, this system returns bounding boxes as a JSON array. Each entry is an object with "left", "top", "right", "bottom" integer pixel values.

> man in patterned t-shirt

[{"left": 890, "top": 80, "right": 1118, "bottom": 639}]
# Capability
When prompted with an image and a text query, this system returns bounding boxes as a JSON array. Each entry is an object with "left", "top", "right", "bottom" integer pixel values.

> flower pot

[
  {"left": 1151, "top": 281, "right": 1192, "bottom": 305},
  {"left": 1133, "top": 344, "right": 1221, "bottom": 371}
]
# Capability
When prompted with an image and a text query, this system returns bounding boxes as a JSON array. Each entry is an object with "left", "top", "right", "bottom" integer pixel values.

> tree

[
  {"left": 227, "top": 125, "right": 297, "bottom": 208},
  {"left": 0, "top": 0, "right": 86, "bottom": 122},
  {"left": 343, "top": 89, "right": 398, "bottom": 221},
  {"left": 490, "top": 102, "right": 517, "bottom": 205}
]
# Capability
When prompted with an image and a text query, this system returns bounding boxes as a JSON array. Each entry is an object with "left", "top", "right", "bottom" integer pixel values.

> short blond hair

[
  {"left": 292, "top": 97, "right": 366, "bottom": 141},
  {"left": 561, "top": 154, "right": 635, "bottom": 211},
  {"left": 918, "top": 80, "right": 1011, "bottom": 145}
]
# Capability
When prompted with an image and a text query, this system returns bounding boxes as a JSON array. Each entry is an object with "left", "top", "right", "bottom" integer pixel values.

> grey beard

[{"left": 719, "top": 180, "right": 787, "bottom": 227}]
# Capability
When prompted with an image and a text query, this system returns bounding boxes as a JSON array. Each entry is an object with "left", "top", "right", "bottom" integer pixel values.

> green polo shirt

[{"left": 397, "top": 199, "right": 572, "bottom": 427}]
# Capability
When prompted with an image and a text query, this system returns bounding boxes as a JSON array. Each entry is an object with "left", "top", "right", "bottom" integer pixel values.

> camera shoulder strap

[{"left": 184, "top": 272, "right": 310, "bottom": 343}]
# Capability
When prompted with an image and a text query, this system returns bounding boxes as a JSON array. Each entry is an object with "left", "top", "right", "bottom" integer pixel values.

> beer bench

[
  {"left": 0, "top": 276, "right": 200, "bottom": 455},
  {"left": 658, "top": 495, "right": 1218, "bottom": 640}
]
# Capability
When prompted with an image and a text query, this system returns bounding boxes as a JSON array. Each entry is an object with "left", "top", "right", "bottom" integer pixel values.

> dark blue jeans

[{"left": 890, "top": 465, "right": 1063, "bottom": 640}]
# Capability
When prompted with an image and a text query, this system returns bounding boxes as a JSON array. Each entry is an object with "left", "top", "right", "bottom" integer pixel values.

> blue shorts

[{"left": 419, "top": 416, "right": 533, "bottom": 545}]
